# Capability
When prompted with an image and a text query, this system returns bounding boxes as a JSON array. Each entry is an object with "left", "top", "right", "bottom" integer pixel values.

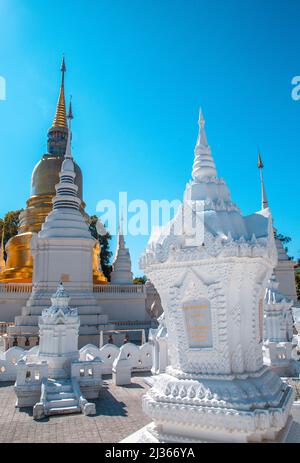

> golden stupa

[{"left": 0, "top": 58, "right": 107, "bottom": 285}]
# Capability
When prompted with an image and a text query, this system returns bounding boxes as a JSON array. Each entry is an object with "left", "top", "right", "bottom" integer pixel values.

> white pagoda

[
  {"left": 125, "top": 110, "right": 294, "bottom": 443},
  {"left": 14, "top": 283, "right": 102, "bottom": 419},
  {"left": 8, "top": 106, "right": 110, "bottom": 347},
  {"left": 110, "top": 221, "right": 133, "bottom": 285}
]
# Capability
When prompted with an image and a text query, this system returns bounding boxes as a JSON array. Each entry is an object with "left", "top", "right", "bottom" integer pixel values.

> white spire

[
  {"left": 52, "top": 125, "right": 81, "bottom": 212},
  {"left": 118, "top": 211, "right": 125, "bottom": 248},
  {"left": 110, "top": 219, "right": 133, "bottom": 285},
  {"left": 192, "top": 108, "right": 217, "bottom": 181}
]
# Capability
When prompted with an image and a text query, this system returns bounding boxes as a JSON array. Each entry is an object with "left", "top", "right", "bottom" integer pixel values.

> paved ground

[
  {"left": 0, "top": 374, "right": 151, "bottom": 443},
  {"left": 1, "top": 374, "right": 300, "bottom": 443},
  {"left": 286, "top": 406, "right": 300, "bottom": 443}
]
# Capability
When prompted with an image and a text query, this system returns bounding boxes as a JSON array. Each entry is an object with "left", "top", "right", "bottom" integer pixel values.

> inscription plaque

[{"left": 183, "top": 298, "right": 213, "bottom": 348}]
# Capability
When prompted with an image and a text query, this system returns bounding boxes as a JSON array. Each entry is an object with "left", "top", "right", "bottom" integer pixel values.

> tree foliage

[
  {"left": 89, "top": 215, "right": 113, "bottom": 281},
  {"left": 296, "top": 272, "right": 300, "bottom": 300},
  {"left": 275, "top": 233, "right": 293, "bottom": 260},
  {"left": 133, "top": 275, "right": 147, "bottom": 285},
  {"left": 0, "top": 210, "right": 22, "bottom": 258}
]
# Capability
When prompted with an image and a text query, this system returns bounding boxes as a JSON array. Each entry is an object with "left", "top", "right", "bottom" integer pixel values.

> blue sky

[{"left": 0, "top": 0, "right": 299, "bottom": 275}]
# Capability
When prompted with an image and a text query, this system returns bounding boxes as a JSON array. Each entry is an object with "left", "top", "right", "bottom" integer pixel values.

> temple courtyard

[
  {"left": 1, "top": 373, "right": 300, "bottom": 443},
  {"left": 0, "top": 374, "right": 151, "bottom": 443}
]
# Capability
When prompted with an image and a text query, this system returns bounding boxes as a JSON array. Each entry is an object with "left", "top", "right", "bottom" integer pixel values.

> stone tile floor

[
  {"left": 1, "top": 372, "right": 300, "bottom": 443},
  {"left": 0, "top": 374, "right": 151, "bottom": 443},
  {"left": 286, "top": 406, "right": 300, "bottom": 443}
]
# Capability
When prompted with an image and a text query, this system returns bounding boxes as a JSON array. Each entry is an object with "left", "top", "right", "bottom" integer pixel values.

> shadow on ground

[{"left": 0, "top": 381, "right": 14, "bottom": 388}]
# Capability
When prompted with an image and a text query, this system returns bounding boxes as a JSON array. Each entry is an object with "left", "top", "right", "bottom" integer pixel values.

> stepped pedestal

[{"left": 8, "top": 288, "right": 110, "bottom": 348}]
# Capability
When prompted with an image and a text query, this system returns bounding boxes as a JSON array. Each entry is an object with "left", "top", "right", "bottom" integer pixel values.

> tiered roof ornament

[{"left": 192, "top": 108, "right": 217, "bottom": 180}]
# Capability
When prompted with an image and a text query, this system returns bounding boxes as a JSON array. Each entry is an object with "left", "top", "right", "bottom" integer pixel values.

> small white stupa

[
  {"left": 110, "top": 219, "right": 133, "bottom": 285},
  {"left": 38, "top": 283, "right": 80, "bottom": 379},
  {"left": 124, "top": 109, "right": 294, "bottom": 443},
  {"left": 14, "top": 283, "right": 102, "bottom": 419},
  {"left": 263, "top": 274, "right": 296, "bottom": 376}
]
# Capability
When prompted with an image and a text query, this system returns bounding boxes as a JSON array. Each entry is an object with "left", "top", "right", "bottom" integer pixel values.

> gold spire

[
  {"left": 257, "top": 151, "right": 264, "bottom": 169},
  {"left": 52, "top": 56, "right": 68, "bottom": 129}
]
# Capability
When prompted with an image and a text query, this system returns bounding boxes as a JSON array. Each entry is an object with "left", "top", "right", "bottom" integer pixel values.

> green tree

[
  {"left": 295, "top": 261, "right": 300, "bottom": 300},
  {"left": 296, "top": 273, "right": 300, "bottom": 300},
  {"left": 275, "top": 233, "right": 293, "bottom": 260},
  {"left": 133, "top": 275, "right": 147, "bottom": 285},
  {"left": 0, "top": 210, "right": 22, "bottom": 258},
  {"left": 89, "top": 215, "right": 113, "bottom": 281}
]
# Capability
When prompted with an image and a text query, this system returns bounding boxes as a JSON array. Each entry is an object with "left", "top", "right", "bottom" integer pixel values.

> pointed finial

[
  {"left": 199, "top": 108, "right": 205, "bottom": 128},
  {"left": 120, "top": 207, "right": 124, "bottom": 229},
  {"left": 64, "top": 126, "right": 73, "bottom": 160},
  {"left": 67, "top": 96, "right": 73, "bottom": 121},
  {"left": 61, "top": 56, "right": 66, "bottom": 74},
  {"left": 52, "top": 56, "right": 68, "bottom": 129},
  {"left": 258, "top": 151, "right": 264, "bottom": 169},
  {"left": 192, "top": 107, "right": 217, "bottom": 180},
  {"left": 257, "top": 150, "right": 269, "bottom": 209}
]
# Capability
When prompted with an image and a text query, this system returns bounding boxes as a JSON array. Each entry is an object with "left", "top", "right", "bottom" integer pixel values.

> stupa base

[
  {"left": 122, "top": 369, "right": 295, "bottom": 443},
  {"left": 122, "top": 416, "right": 294, "bottom": 444}
]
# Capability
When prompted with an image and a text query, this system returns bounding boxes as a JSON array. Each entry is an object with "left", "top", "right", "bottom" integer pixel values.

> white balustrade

[
  {"left": 0, "top": 283, "right": 32, "bottom": 294},
  {"left": 93, "top": 284, "right": 145, "bottom": 294},
  {"left": 79, "top": 341, "right": 153, "bottom": 375}
]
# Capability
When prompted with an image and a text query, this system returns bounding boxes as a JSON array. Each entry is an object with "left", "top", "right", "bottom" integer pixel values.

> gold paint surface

[
  {"left": 183, "top": 302, "right": 213, "bottom": 348},
  {"left": 93, "top": 242, "right": 108, "bottom": 285}
]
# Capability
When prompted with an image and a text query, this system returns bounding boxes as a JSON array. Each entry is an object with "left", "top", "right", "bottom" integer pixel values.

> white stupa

[
  {"left": 110, "top": 220, "right": 133, "bottom": 285},
  {"left": 124, "top": 109, "right": 294, "bottom": 443},
  {"left": 9, "top": 104, "right": 109, "bottom": 347},
  {"left": 258, "top": 153, "right": 297, "bottom": 304}
]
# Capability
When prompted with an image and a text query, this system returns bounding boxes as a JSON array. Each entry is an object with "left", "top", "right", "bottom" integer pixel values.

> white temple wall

[
  {"left": 94, "top": 291, "right": 149, "bottom": 322},
  {"left": 0, "top": 297, "right": 29, "bottom": 323},
  {"left": 31, "top": 236, "right": 94, "bottom": 291},
  {"left": 0, "top": 283, "right": 152, "bottom": 325},
  {"left": 275, "top": 263, "right": 298, "bottom": 303}
]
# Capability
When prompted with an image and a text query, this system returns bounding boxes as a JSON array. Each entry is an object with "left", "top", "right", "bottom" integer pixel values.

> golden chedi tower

[{"left": 0, "top": 58, "right": 107, "bottom": 285}]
